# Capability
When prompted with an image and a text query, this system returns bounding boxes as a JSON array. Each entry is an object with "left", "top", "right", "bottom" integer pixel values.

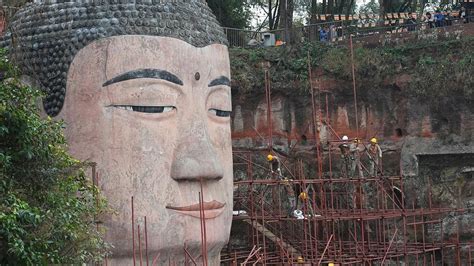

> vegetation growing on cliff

[
  {"left": 0, "top": 51, "right": 109, "bottom": 264},
  {"left": 230, "top": 37, "right": 474, "bottom": 105}
]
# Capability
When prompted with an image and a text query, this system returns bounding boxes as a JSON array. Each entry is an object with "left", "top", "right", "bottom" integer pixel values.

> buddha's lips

[{"left": 166, "top": 200, "right": 225, "bottom": 211}]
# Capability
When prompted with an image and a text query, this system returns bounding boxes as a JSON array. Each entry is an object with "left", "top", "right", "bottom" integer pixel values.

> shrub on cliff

[
  {"left": 0, "top": 50, "right": 109, "bottom": 264},
  {"left": 230, "top": 37, "right": 474, "bottom": 105}
]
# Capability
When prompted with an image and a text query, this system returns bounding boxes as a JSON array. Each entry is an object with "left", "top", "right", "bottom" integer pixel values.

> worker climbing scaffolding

[
  {"left": 268, "top": 154, "right": 297, "bottom": 217},
  {"left": 295, "top": 190, "right": 317, "bottom": 219},
  {"left": 267, "top": 154, "right": 282, "bottom": 179},
  {"left": 267, "top": 154, "right": 315, "bottom": 219}
]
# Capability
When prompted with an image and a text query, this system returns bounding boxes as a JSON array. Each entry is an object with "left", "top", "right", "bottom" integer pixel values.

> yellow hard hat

[
  {"left": 370, "top": 137, "right": 377, "bottom": 144},
  {"left": 267, "top": 154, "right": 274, "bottom": 161},
  {"left": 328, "top": 263, "right": 335, "bottom": 266},
  {"left": 299, "top": 192, "right": 308, "bottom": 201},
  {"left": 297, "top": 256, "right": 305, "bottom": 263}
]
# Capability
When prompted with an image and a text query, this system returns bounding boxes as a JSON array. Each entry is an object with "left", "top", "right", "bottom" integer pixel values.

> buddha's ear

[{"left": 19, "top": 74, "right": 49, "bottom": 118}]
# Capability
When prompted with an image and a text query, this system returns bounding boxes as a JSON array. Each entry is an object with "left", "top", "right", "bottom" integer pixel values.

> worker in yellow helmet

[
  {"left": 267, "top": 154, "right": 282, "bottom": 178},
  {"left": 366, "top": 137, "right": 382, "bottom": 177},
  {"left": 299, "top": 191, "right": 308, "bottom": 201},
  {"left": 268, "top": 154, "right": 298, "bottom": 217},
  {"left": 295, "top": 190, "right": 319, "bottom": 218},
  {"left": 297, "top": 256, "right": 305, "bottom": 263}
]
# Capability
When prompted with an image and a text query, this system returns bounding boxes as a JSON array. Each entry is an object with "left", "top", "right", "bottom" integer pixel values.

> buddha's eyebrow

[
  {"left": 208, "top": 76, "right": 231, "bottom": 87},
  {"left": 102, "top": 68, "right": 183, "bottom": 87}
]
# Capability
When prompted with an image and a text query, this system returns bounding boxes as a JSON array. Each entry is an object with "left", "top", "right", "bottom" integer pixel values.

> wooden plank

[{"left": 243, "top": 219, "right": 302, "bottom": 257}]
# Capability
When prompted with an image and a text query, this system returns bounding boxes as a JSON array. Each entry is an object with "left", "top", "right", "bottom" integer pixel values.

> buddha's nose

[{"left": 170, "top": 117, "right": 223, "bottom": 181}]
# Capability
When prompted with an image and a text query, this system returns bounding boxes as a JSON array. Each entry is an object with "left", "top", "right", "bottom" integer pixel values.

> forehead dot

[{"left": 194, "top": 72, "right": 200, "bottom": 81}]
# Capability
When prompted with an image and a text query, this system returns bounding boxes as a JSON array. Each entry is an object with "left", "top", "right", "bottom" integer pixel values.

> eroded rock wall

[{"left": 229, "top": 37, "right": 474, "bottom": 241}]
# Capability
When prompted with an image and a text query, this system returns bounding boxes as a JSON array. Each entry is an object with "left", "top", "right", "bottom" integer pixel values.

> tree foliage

[
  {"left": 358, "top": 0, "right": 380, "bottom": 14},
  {"left": 206, "top": 0, "right": 252, "bottom": 29},
  {"left": 230, "top": 37, "right": 474, "bottom": 106},
  {"left": 249, "top": 0, "right": 283, "bottom": 30},
  {"left": 0, "top": 50, "right": 109, "bottom": 265}
]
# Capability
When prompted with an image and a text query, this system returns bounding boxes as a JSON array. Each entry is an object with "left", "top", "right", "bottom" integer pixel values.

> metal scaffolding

[
  {"left": 223, "top": 152, "right": 471, "bottom": 265},
  {"left": 221, "top": 39, "right": 472, "bottom": 265}
]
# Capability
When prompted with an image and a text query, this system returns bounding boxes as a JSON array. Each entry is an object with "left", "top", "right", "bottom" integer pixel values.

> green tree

[
  {"left": 358, "top": 0, "right": 380, "bottom": 14},
  {"left": 0, "top": 50, "right": 109, "bottom": 265},
  {"left": 206, "top": 0, "right": 251, "bottom": 28},
  {"left": 250, "top": 0, "right": 281, "bottom": 30}
]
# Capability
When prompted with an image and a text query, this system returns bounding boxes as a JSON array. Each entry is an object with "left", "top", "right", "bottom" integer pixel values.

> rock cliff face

[
  {"left": 230, "top": 33, "right": 474, "bottom": 174},
  {"left": 229, "top": 36, "right": 474, "bottom": 240},
  {"left": 231, "top": 83, "right": 474, "bottom": 175}
]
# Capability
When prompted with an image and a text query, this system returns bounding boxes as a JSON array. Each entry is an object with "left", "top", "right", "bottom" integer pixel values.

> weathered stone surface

[
  {"left": 229, "top": 49, "right": 474, "bottom": 243},
  {"left": 3, "top": 0, "right": 227, "bottom": 117},
  {"left": 4, "top": 1, "right": 234, "bottom": 265},
  {"left": 60, "top": 36, "right": 233, "bottom": 265},
  {"left": 231, "top": 88, "right": 473, "bottom": 165}
]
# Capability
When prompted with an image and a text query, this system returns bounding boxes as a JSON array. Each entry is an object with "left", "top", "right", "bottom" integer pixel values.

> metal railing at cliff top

[{"left": 223, "top": 15, "right": 474, "bottom": 48}]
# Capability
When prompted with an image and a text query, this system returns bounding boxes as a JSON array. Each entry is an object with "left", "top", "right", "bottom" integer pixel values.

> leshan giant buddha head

[{"left": 5, "top": 1, "right": 233, "bottom": 264}]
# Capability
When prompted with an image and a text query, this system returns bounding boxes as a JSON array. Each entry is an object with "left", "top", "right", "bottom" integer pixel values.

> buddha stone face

[{"left": 59, "top": 35, "right": 232, "bottom": 264}]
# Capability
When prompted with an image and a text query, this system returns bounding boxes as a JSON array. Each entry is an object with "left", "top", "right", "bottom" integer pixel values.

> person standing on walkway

[
  {"left": 425, "top": 12, "right": 435, "bottom": 28},
  {"left": 350, "top": 138, "right": 365, "bottom": 178},
  {"left": 435, "top": 10, "right": 445, "bottom": 27},
  {"left": 366, "top": 138, "right": 383, "bottom": 177},
  {"left": 406, "top": 12, "right": 417, "bottom": 32},
  {"left": 339, "top": 136, "right": 351, "bottom": 178}
]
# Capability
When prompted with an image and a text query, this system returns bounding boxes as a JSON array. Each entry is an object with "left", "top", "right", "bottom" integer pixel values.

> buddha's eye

[
  {"left": 209, "top": 108, "right": 231, "bottom": 117},
  {"left": 114, "top": 105, "right": 175, "bottom": 113}
]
